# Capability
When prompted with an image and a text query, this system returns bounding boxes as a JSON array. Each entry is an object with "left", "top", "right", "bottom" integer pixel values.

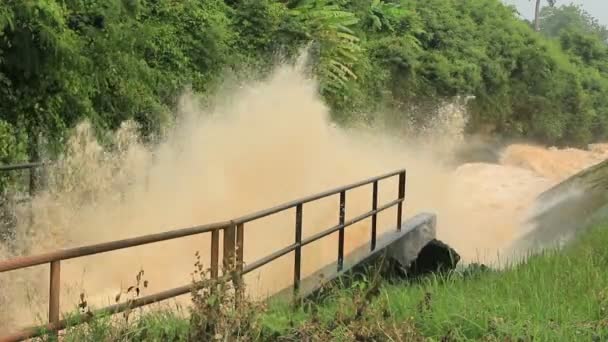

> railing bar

[
  {"left": 223, "top": 224, "right": 236, "bottom": 273},
  {"left": 293, "top": 204, "right": 303, "bottom": 295},
  {"left": 0, "top": 162, "right": 46, "bottom": 172},
  {"left": 233, "top": 169, "right": 404, "bottom": 224},
  {"left": 0, "top": 222, "right": 230, "bottom": 272},
  {"left": 242, "top": 244, "right": 297, "bottom": 275},
  {"left": 210, "top": 230, "right": 220, "bottom": 279},
  {"left": 301, "top": 198, "right": 401, "bottom": 249},
  {"left": 0, "top": 170, "right": 403, "bottom": 273},
  {"left": 371, "top": 180, "right": 378, "bottom": 251},
  {"left": 48, "top": 261, "right": 60, "bottom": 339},
  {"left": 242, "top": 198, "right": 402, "bottom": 275},
  {"left": 337, "top": 191, "right": 346, "bottom": 271},
  {"left": 397, "top": 171, "right": 406, "bottom": 230},
  {"left": 236, "top": 223, "right": 244, "bottom": 273},
  {"left": 235, "top": 223, "right": 245, "bottom": 307}
]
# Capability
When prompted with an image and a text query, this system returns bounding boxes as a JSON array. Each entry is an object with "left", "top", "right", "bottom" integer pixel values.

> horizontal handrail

[
  {"left": 233, "top": 169, "right": 403, "bottom": 224},
  {"left": 0, "top": 162, "right": 46, "bottom": 172},
  {"left": 241, "top": 198, "right": 403, "bottom": 275},
  {"left": 0, "top": 221, "right": 230, "bottom": 272},
  {"left": 300, "top": 198, "right": 402, "bottom": 249},
  {"left": 0, "top": 169, "right": 404, "bottom": 272}
]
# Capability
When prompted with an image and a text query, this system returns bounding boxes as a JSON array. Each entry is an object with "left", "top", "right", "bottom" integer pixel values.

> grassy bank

[
  {"left": 57, "top": 221, "right": 608, "bottom": 341},
  {"left": 263, "top": 222, "right": 608, "bottom": 341}
]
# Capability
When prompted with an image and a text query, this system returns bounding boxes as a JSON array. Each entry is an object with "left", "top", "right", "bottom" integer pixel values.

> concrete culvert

[{"left": 404, "top": 239, "right": 460, "bottom": 278}]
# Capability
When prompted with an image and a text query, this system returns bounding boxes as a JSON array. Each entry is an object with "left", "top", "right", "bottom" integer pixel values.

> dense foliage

[
  {"left": 1, "top": 0, "right": 608, "bottom": 169},
  {"left": 540, "top": 4, "right": 608, "bottom": 41}
]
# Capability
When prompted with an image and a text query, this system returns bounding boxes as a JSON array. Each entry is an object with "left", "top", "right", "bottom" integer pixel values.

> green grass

[
  {"left": 60, "top": 309, "right": 189, "bottom": 342},
  {"left": 57, "top": 221, "right": 608, "bottom": 341},
  {"left": 262, "top": 222, "right": 608, "bottom": 341}
]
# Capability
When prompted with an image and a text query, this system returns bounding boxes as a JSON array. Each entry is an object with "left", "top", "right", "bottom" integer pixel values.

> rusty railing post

[
  {"left": 223, "top": 223, "right": 236, "bottom": 272},
  {"left": 371, "top": 180, "right": 378, "bottom": 251},
  {"left": 28, "top": 165, "right": 35, "bottom": 198},
  {"left": 397, "top": 171, "right": 406, "bottom": 230},
  {"left": 223, "top": 223, "right": 240, "bottom": 307},
  {"left": 235, "top": 222, "right": 245, "bottom": 306},
  {"left": 49, "top": 260, "right": 61, "bottom": 338},
  {"left": 211, "top": 229, "right": 220, "bottom": 279},
  {"left": 293, "top": 203, "right": 303, "bottom": 298},
  {"left": 236, "top": 223, "right": 244, "bottom": 274},
  {"left": 337, "top": 191, "right": 346, "bottom": 271}
]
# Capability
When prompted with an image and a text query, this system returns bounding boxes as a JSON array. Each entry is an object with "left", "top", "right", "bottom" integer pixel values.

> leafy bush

[{"left": 1, "top": 0, "right": 608, "bottom": 165}]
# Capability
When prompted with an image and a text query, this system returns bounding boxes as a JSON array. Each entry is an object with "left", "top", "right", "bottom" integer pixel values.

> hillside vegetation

[{"left": 1, "top": 0, "right": 608, "bottom": 170}]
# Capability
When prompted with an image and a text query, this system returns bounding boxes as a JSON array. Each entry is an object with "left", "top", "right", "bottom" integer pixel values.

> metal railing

[
  {"left": 0, "top": 162, "right": 46, "bottom": 172},
  {"left": 0, "top": 168, "right": 406, "bottom": 341},
  {"left": 0, "top": 161, "right": 46, "bottom": 199}
]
